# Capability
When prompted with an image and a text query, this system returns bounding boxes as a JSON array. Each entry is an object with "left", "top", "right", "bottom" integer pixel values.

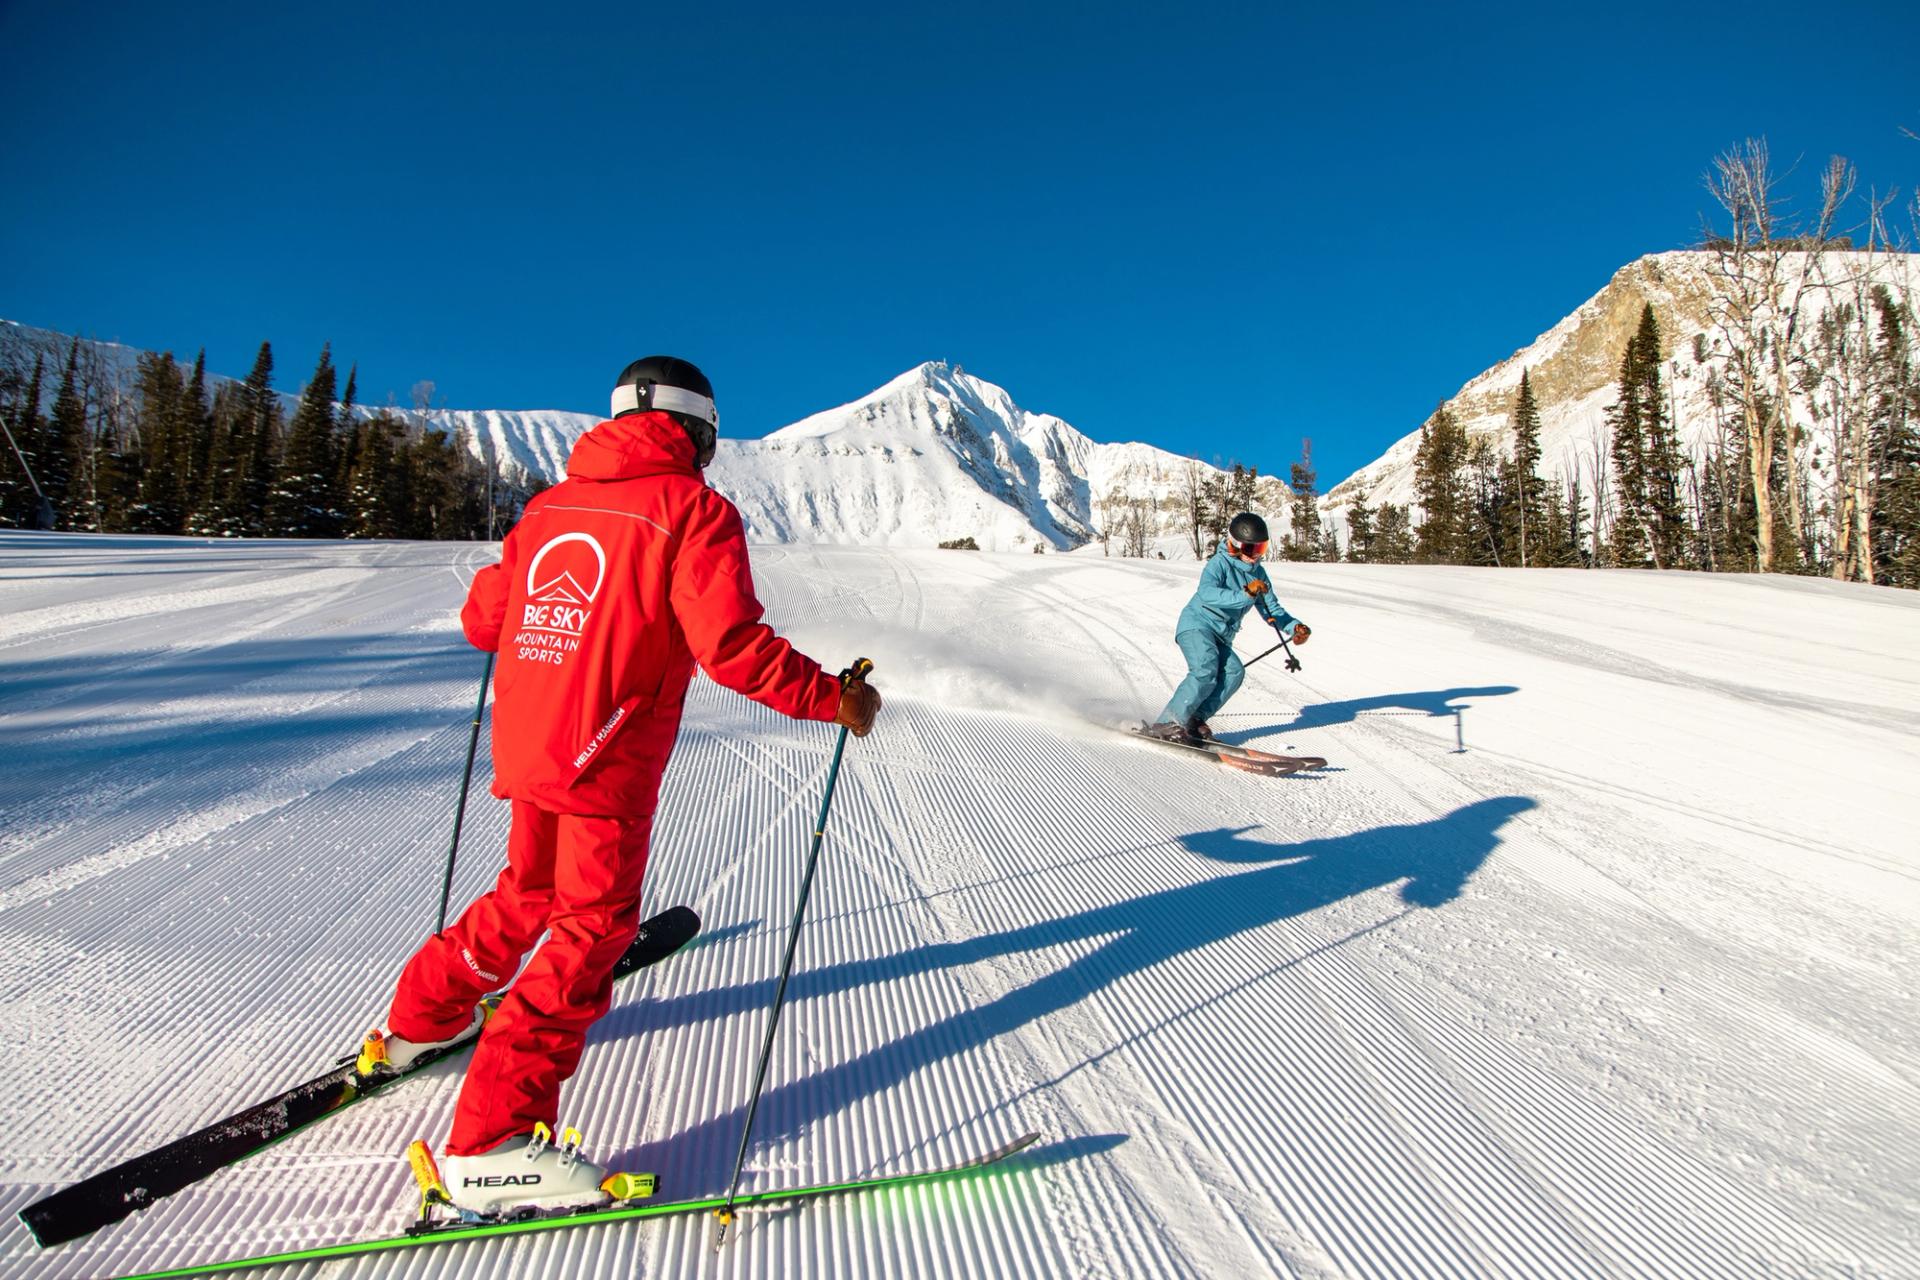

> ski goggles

[{"left": 1229, "top": 538, "right": 1269, "bottom": 560}]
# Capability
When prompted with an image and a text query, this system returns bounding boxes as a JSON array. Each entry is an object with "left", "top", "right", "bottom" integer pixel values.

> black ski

[{"left": 19, "top": 905, "right": 701, "bottom": 1248}]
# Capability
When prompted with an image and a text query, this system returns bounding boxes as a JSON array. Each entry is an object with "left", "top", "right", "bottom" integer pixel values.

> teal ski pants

[{"left": 1157, "top": 629, "right": 1245, "bottom": 728}]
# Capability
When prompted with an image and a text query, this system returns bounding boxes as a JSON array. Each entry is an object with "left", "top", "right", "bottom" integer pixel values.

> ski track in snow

[{"left": 0, "top": 532, "right": 1915, "bottom": 1279}]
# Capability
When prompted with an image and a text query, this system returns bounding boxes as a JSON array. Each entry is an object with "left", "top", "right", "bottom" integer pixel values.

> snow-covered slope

[
  {"left": 1324, "top": 249, "right": 1920, "bottom": 526},
  {"left": 2, "top": 534, "right": 1915, "bottom": 1278}
]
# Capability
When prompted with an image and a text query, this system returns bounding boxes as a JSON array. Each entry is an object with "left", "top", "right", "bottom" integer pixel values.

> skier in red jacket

[{"left": 359, "top": 357, "right": 881, "bottom": 1215}]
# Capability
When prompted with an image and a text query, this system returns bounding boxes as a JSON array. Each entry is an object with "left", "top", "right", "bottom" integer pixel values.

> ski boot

[
  {"left": 408, "top": 1124, "right": 655, "bottom": 1227},
  {"left": 1187, "top": 720, "right": 1215, "bottom": 741},
  {"left": 355, "top": 999, "right": 495, "bottom": 1080},
  {"left": 1142, "top": 720, "right": 1196, "bottom": 745}
]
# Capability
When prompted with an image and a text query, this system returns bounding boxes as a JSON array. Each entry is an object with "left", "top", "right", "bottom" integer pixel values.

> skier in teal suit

[{"left": 1149, "top": 512, "right": 1310, "bottom": 743}]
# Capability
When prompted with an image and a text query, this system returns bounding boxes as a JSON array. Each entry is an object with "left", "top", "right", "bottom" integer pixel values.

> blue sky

[{"left": 2, "top": 1, "right": 1915, "bottom": 486}]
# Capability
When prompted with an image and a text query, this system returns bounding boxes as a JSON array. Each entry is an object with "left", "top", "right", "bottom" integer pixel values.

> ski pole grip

[{"left": 843, "top": 657, "right": 875, "bottom": 686}]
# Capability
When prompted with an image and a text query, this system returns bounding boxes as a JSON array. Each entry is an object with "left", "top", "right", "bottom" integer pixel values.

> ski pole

[
  {"left": 714, "top": 657, "right": 873, "bottom": 1248},
  {"left": 434, "top": 651, "right": 495, "bottom": 936},
  {"left": 1244, "top": 633, "right": 1303, "bottom": 673},
  {"left": 0, "top": 414, "right": 55, "bottom": 529}
]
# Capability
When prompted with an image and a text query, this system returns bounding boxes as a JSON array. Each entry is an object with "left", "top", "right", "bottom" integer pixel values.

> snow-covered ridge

[
  {"left": 1323, "top": 249, "right": 1920, "bottom": 523},
  {"left": 712, "top": 361, "right": 1236, "bottom": 551},
  {"left": 0, "top": 321, "right": 1264, "bottom": 552}
]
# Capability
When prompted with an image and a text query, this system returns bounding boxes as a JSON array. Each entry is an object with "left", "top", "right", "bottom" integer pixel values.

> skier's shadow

[
  {"left": 601, "top": 795, "right": 1533, "bottom": 1186},
  {"left": 1216, "top": 685, "right": 1520, "bottom": 743}
]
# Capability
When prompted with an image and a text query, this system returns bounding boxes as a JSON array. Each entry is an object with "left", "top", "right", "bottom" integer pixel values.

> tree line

[
  {"left": 1342, "top": 141, "right": 1920, "bottom": 588},
  {"left": 0, "top": 336, "right": 539, "bottom": 539}
]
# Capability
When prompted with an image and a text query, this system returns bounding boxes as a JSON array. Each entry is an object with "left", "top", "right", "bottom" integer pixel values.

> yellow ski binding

[
  {"left": 354, "top": 1029, "right": 389, "bottom": 1078},
  {"left": 603, "top": 1170, "right": 658, "bottom": 1200},
  {"left": 406, "top": 1140, "right": 452, "bottom": 1223}
]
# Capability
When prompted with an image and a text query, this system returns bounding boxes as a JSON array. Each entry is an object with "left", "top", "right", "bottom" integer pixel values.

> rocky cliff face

[{"left": 1324, "top": 249, "right": 1920, "bottom": 529}]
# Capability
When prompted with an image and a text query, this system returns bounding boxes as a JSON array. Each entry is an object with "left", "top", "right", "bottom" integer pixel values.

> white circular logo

[{"left": 525, "top": 532, "right": 607, "bottom": 604}]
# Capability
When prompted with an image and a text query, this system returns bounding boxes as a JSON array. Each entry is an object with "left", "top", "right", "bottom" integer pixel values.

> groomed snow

[{"left": 1, "top": 532, "right": 1915, "bottom": 1279}]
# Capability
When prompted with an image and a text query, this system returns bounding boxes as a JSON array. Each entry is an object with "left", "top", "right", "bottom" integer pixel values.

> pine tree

[
  {"left": 268, "top": 344, "right": 341, "bottom": 536},
  {"left": 1505, "top": 371, "right": 1546, "bottom": 565},
  {"left": 132, "top": 351, "right": 187, "bottom": 532},
  {"left": 1413, "top": 405, "right": 1470, "bottom": 563},
  {"left": 179, "top": 352, "right": 213, "bottom": 527},
  {"left": 1465, "top": 438, "right": 1510, "bottom": 565},
  {"left": 193, "top": 386, "right": 234, "bottom": 535},
  {"left": 208, "top": 343, "right": 280, "bottom": 536},
  {"left": 1538, "top": 482, "right": 1571, "bottom": 567},
  {"left": 450, "top": 423, "right": 489, "bottom": 538},
  {"left": 1607, "top": 339, "right": 1652, "bottom": 567},
  {"left": 92, "top": 414, "right": 141, "bottom": 533},
  {"left": 1636, "top": 308, "right": 1686, "bottom": 566},
  {"left": 1606, "top": 307, "right": 1689, "bottom": 569},
  {"left": 346, "top": 412, "right": 408, "bottom": 538},
  {"left": 1563, "top": 474, "right": 1590, "bottom": 566},
  {"left": 1345, "top": 488, "right": 1376, "bottom": 563},
  {"left": 1373, "top": 504, "right": 1415, "bottom": 564},
  {"left": 1870, "top": 287, "right": 1920, "bottom": 587},
  {"left": 332, "top": 364, "right": 360, "bottom": 506},
  {"left": 404, "top": 426, "right": 467, "bottom": 539},
  {"left": 46, "top": 340, "right": 89, "bottom": 530},
  {"left": 1285, "top": 440, "right": 1319, "bottom": 561}
]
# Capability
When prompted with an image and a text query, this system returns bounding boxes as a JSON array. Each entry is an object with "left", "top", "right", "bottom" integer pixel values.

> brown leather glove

[
  {"left": 1290, "top": 622, "right": 1311, "bottom": 645},
  {"left": 1244, "top": 579, "right": 1269, "bottom": 597},
  {"left": 834, "top": 677, "right": 881, "bottom": 737}
]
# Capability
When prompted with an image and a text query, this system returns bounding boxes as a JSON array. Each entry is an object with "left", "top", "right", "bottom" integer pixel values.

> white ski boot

[
  {"left": 355, "top": 1000, "right": 493, "bottom": 1079},
  {"left": 438, "top": 1124, "right": 617, "bottom": 1216}
]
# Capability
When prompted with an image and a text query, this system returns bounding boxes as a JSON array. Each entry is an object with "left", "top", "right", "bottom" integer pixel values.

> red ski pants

[{"left": 387, "top": 798, "right": 653, "bottom": 1155}]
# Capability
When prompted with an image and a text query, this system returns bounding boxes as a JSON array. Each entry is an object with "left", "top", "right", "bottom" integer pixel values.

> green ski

[{"left": 107, "top": 1131, "right": 1042, "bottom": 1280}]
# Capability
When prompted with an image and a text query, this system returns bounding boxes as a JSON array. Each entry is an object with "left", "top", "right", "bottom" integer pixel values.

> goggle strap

[{"left": 611, "top": 382, "right": 718, "bottom": 428}]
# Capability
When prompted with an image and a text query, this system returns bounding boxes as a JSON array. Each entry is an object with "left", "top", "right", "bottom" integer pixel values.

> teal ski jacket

[{"left": 1176, "top": 541, "right": 1303, "bottom": 641}]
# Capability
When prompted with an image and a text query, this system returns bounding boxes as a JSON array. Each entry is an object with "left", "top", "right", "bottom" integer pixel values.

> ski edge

[{"left": 105, "top": 1131, "right": 1045, "bottom": 1280}]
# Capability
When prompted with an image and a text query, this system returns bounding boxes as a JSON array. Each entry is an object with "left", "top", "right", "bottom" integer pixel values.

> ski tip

[{"left": 979, "top": 1131, "right": 1044, "bottom": 1164}]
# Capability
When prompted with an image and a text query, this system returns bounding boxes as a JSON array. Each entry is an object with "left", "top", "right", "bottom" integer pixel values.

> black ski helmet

[
  {"left": 1227, "top": 511, "right": 1269, "bottom": 555},
  {"left": 612, "top": 356, "right": 718, "bottom": 467}
]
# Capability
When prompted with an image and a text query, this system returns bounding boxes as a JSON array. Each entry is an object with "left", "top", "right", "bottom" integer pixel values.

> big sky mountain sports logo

[{"left": 512, "top": 532, "right": 607, "bottom": 667}]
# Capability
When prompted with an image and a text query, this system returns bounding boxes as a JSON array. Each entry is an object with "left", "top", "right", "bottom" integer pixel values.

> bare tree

[
  {"left": 1586, "top": 428, "right": 1612, "bottom": 565},
  {"left": 1179, "top": 458, "right": 1208, "bottom": 560},
  {"left": 1817, "top": 188, "right": 1909, "bottom": 581},
  {"left": 1700, "top": 141, "right": 1854, "bottom": 571},
  {"left": 1119, "top": 495, "right": 1153, "bottom": 557},
  {"left": 1808, "top": 285, "right": 1875, "bottom": 580}
]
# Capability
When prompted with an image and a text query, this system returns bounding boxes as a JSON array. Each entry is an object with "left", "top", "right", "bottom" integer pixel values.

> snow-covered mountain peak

[
  {"left": 712, "top": 361, "right": 1113, "bottom": 549},
  {"left": 769, "top": 360, "right": 1087, "bottom": 455}
]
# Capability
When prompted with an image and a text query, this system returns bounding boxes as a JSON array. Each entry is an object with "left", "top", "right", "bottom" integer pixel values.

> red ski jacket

[{"left": 460, "top": 411, "right": 841, "bottom": 815}]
